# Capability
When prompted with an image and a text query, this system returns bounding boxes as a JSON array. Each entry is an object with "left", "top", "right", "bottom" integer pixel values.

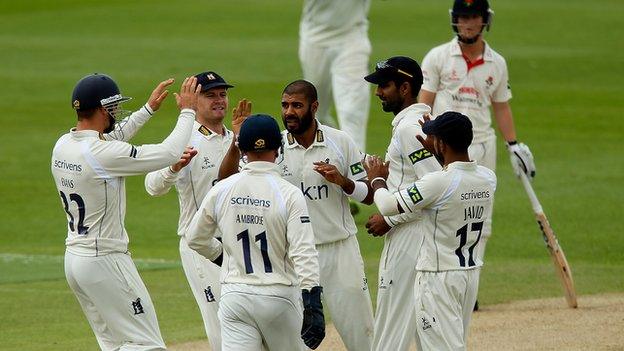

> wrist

[
  {"left": 371, "top": 177, "right": 386, "bottom": 189},
  {"left": 507, "top": 140, "right": 518, "bottom": 146},
  {"left": 169, "top": 165, "right": 179, "bottom": 173}
]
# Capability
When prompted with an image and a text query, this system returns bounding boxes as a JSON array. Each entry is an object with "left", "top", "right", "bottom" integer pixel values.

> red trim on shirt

[{"left": 462, "top": 54, "right": 485, "bottom": 72}]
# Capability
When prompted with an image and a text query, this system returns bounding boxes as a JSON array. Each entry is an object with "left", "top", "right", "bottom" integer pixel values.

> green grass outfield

[{"left": 1, "top": 0, "right": 622, "bottom": 349}]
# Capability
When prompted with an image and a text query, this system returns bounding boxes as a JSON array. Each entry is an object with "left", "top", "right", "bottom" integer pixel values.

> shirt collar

[
  {"left": 391, "top": 103, "right": 432, "bottom": 127},
  {"left": 70, "top": 128, "right": 105, "bottom": 140},
  {"left": 241, "top": 161, "right": 281, "bottom": 175},
  {"left": 450, "top": 37, "right": 494, "bottom": 62},
  {"left": 284, "top": 119, "right": 326, "bottom": 149},
  {"left": 195, "top": 121, "right": 230, "bottom": 139},
  {"left": 445, "top": 160, "right": 478, "bottom": 171}
]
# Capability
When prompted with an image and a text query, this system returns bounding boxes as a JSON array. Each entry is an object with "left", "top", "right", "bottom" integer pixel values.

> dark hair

[
  {"left": 283, "top": 80, "right": 318, "bottom": 104},
  {"left": 76, "top": 107, "right": 99, "bottom": 120},
  {"left": 389, "top": 75, "right": 420, "bottom": 98}
]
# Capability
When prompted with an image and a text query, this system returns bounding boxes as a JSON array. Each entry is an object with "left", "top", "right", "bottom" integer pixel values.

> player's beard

[
  {"left": 283, "top": 106, "right": 314, "bottom": 135},
  {"left": 381, "top": 95, "right": 404, "bottom": 115},
  {"left": 103, "top": 113, "right": 116, "bottom": 134}
]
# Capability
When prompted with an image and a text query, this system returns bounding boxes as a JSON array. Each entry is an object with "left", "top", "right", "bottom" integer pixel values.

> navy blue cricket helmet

[
  {"left": 71, "top": 73, "right": 131, "bottom": 111},
  {"left": 238, "top": 114, "right": 282, "bottom": 152}
]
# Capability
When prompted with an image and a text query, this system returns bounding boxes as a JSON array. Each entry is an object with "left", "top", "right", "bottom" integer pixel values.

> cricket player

[
  {"left": 218, "top": 80, "right": 375, "bottom": 351},
  {"left": 299, "top": 0, "right": 372, "bottom": 151},
  {"left": 418, "top": 0, "right": 535, "bottom": 263},
  {"left": 185, "top": 114, "right": 325, "bottom": 350},
  {"left": 364, "top": 56, "right": 442, "bottom": 351},
  {"left": 144, "top": 71, "right": 246, "bottom": 351},
  {"left": 52, "top": 73, "right": 201, "bottom": 350},
  {"left": 365, "top": 111, "right": 497, "bottom": 351}
]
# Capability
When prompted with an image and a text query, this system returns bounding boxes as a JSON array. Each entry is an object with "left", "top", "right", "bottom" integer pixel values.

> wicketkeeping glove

[
  {"left": 507, "top": 141, "right": 536, "bottom": 179},
  {"left": 301, "top": 286, "right": 325, "bottom": 349}
]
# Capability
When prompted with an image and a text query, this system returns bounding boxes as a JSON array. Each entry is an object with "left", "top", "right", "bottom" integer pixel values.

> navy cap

[
  {"left": 194, "top": 71, "right": 233, "bottom": 92},
  {"left": 452, "top": 0, "right": 490, "bottom": 16},
  {"left": 365, "top": 56, "right": 423, "bottom": 88},
  {"left": 422, "top": 111, "right": 473, "bottom": 150},
  {"left": 238, "top": 114, "right": 282, "bottom": 152}
]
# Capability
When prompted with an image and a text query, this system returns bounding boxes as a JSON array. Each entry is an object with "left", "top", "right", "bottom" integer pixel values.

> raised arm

[
  {"left": 104, "top": 78, "right": 175, "bottom": 142},
  {"left": 218, "top": 99, "right": 251, "bottom": 180}
]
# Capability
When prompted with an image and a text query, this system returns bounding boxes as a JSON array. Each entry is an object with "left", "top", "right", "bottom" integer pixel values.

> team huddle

[{"left": 50, "top": 1, "right": 537, "bottom": 350}]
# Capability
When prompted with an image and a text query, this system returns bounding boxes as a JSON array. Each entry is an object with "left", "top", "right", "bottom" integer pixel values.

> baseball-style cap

[
  {"left": 238, "top": 114, "right": 282, "bottom": 152},
  {"left": 194, "top": 71, "right": 234, "bottom": 92},
  {"left": 364, "top": 56, "right": 423, "bottom": 88},
  {"left": 422, "top": 111, "right": 473, "bottom": 150}
]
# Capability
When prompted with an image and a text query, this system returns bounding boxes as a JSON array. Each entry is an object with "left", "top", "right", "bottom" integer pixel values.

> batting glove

[
  {"left": 301, "top": 286, "right": 325, "bottom": 349},
  {"left": 507, "top": 141, "right": 536, "bottom": 179}
]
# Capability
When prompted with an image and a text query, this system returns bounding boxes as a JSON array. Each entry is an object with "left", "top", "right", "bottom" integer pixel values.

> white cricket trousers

[
  {"left": 468, "top": 136, "right": 496, "bottom": 261},
  {"left": 218, "top": 283, "right": 305, "bottom": 351},
  {"left": 299, "top": 32, "right": 372, "bottom": 151},
  {"left": 179, "top": 236, "right": 222, "bottom": 351},
  {"left": 64, "top": 251, "right": 166, "bottom": 351},
  {"left": 317, "top": 235, "right": 374, "bottom": 351},
  {"left": 414, "top": 269, "right": 481, "bottom": 351},
  {"left": 372, "top": 224, "right": 423, "bottom": 351}
]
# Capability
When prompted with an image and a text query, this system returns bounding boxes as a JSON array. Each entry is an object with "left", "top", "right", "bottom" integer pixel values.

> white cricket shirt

[
  {"left": 279, "top": 122, "right": 366, "bottom": 244},
  {"left": 391, "top": 161, "right": 497, "bottom": 271},
  {"left": 299, "top": 0, "right": 371, "bottom": 45},
  {"left": 384, "top": 103, "right": 442, "bottom": 227},
  {"left": 421, "top": 37, "right": 512, "bottom": 144},
  {"left": 145, "top": 122, "right": 234, "bottom": 237},
  {"left": 51, "top": 107, "right": 196, "bottom": 256},
  {"left": 186, "top": 161, "right": 320, "bottom": 290}
]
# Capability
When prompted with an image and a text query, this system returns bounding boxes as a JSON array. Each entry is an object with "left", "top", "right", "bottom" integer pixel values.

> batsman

[{"left": 418, "top": 0, "right": 537, "bottom": 273}]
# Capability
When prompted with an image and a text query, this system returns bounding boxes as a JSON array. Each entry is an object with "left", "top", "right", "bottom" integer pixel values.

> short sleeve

[
  {"left": 491, "top": 58, "right": 512, "bottom": 103},
  {"left": 421, "top": 49, "right": 440, "bottom": 93}
]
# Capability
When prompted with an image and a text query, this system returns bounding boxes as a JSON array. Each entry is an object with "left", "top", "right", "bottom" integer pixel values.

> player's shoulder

[
  {"left": 424, "top": 39, "right": 454, "bottom": 59},
  {"left": 475, "top": 165, "right": 497, "bottom": 188},
  {"left": 484, "top": 42, "right": 508, "bottom": 66}
]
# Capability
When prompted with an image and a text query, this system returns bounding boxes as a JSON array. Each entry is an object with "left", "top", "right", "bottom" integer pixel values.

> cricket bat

[{"left": 519, "top": 173, "right": 578, "bottom": 308}]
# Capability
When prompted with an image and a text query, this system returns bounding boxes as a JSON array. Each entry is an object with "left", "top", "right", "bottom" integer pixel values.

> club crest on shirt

[
  {"left": 485, "top": 76, "right": 494, "bottom": 87},
  {"left": 202, "top": 156, "right": 214, "bottom": 169},
  {"left": 350, "top": 162, "right": 364, "bottom": 175},
  {"left": 204, "top": 286, "right": 216, "bottom": 302},
  {"left": 409, "top": 148, "right": 432, "bottom": 164},
  {"left": 407, "top": 185, "right": 423, "bottom": 204}
]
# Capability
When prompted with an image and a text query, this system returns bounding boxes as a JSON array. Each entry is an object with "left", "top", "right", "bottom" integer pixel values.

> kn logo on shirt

[{"left": 299, "top": 182, "right": 329, "bottom": 201}]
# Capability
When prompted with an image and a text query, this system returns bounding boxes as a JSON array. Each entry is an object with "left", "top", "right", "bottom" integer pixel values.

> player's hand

[
  {"left": 416, "top": 133, "right": 435, "bottom": 154},
  {"left": 170, "top": 146, "right": 198, "bottom": 172},
  {"left": 313, "top": 161, "right": 348, "bottom": 187},
  {"left": 365, "top": 213, "right": 392, "bottom": 237},
  {"left": 418, "top": 113, "right": 432, "bottom": 128},
  {"left": 507, "top": 142, "right": 536, "bottom": 179},
  {"left": 301, "top": 286, "right": 325, "bottom": 349},
  {"left": 364, "top": 155, "right": 389, "bottom": 181},
  {"left": 232, "top": 99, "right": 252, "bottom": 135},
  {"left": 147, "top": 78, "right": 175, "bottom": 111},
  {"left": 174, "top": 77, "right": 201, "bottom": 111}
]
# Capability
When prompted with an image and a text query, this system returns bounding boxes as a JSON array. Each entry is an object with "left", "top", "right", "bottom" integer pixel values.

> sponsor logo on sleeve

[
  {"left": 300, "top": 216, "right": 310, "bottom": 223},
  {"left": 350, "top": 162, "right": 365, "bottom": 175},
  {"left": 409, "top": 148, "right": 432, "bottom": 164},
  {"left": 407, "top": 185, "right": 423, "bottom": 204}
]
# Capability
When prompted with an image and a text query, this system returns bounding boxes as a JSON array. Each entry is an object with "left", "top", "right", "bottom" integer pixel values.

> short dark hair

[
  {"left": 76, "top": 107, "right": 99, "bottom": 120},
  {"left": 389, "top": 76, "right": 420, "bottom": 98},
  {"left": 283, "top": 80, "right": 318, "bottom": 104}
]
